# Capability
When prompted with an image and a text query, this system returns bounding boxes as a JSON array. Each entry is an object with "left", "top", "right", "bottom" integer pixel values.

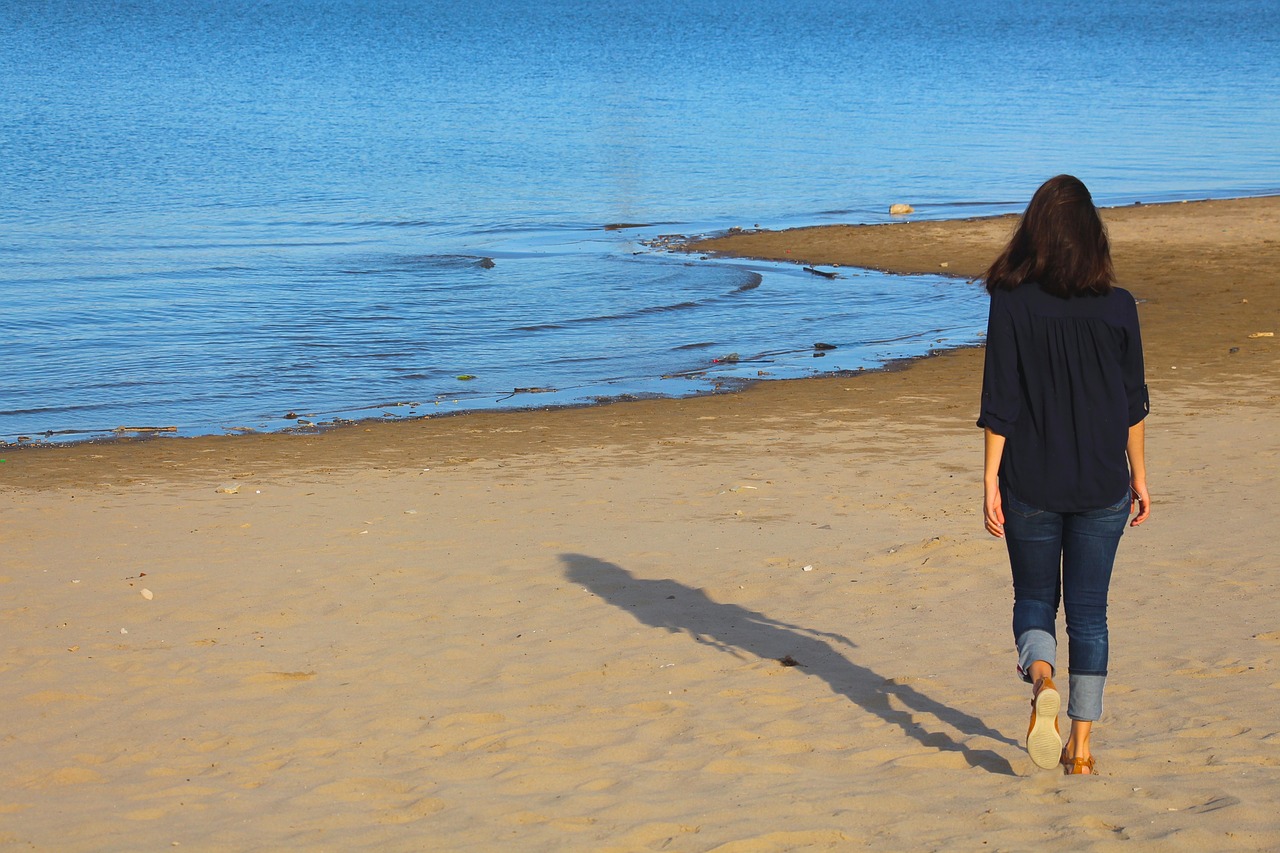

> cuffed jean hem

[
  {"left": 1016, "top": 629, "right": 1056, "bottom": 683},
  {"left": 1068, "top": 673, "right": 1106, "bottom": 721}
]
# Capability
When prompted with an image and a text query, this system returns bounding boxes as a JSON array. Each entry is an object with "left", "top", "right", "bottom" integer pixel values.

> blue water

[{"left": 3, "top": 0, "right": 1278, "bottom": 441}]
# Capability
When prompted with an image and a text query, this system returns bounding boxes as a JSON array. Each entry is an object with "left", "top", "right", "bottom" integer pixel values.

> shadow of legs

[{"left": 562, "top": 553, "right": 1017, "bottom": 775}]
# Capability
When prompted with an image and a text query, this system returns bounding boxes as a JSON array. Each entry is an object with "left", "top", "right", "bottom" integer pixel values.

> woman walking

[{"left": 979, "top": 175, "right": 1151, "bottom": 775}]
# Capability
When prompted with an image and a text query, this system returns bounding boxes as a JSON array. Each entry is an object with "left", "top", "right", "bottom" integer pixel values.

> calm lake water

[{"left": 2, "top": 0, "right": 1278, "bottom": 442}]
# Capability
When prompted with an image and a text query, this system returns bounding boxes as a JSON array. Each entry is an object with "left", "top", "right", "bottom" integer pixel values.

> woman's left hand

[{"left": 1130, "top": 481, "right": 1151, "bottom": 526}]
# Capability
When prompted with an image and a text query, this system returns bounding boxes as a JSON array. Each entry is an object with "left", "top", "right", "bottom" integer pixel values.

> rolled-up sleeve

[
  {"left": 1123, "top": 296, "right": 1150, "bottom": 425},
  {"left": 977, "top": 291, "right": 1020, "bottom": 435}
]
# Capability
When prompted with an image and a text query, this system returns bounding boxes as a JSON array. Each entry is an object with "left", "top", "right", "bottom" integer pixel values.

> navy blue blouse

[{"left": 978, "top": 282, "right": 1149, "bottom": 512}]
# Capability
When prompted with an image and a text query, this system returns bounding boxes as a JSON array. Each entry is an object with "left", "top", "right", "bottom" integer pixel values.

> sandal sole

[{"left": 1027, "top": 686, "right": 1062, "bottom": 770}]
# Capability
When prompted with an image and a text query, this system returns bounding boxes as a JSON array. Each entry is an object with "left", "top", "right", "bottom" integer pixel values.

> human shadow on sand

[{"left": 562, "top": 553, "right": 1017, "bottom": 776}]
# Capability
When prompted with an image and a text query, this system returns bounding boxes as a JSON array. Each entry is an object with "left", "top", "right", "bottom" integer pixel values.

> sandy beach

[{"left": 3, "top": 197, "right": 1278, "bottom": 851}]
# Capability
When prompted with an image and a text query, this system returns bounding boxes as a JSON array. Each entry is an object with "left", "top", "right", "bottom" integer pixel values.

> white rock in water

[
  {"left": 889, "top": 203, "right": 914, "bottom": 215},
  {"left": 141, "top": 588, "right": 154, "bottom": 600}
]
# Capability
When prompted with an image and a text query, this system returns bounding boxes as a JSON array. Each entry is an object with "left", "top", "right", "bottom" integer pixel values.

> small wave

[
  {"left": 339, "top": 254, "right": 496, "bottom": 275},
  {"left": 467, "top": 221, "right": 591, "bottom": 236},
  {"left": 148, "top": 240, "right": 357, "bottom": 250},
  {"left": 602, "top": 220, "right": 680, "bottom": 230},
  {"left": 864, "top": 327, "right": 949, "bottom": 345},
  {"left": 542, "top": 353, "right": 613, "bottom": 367},
  {"left": 209, "top": 218, "right": 445, "bottom": 229},
  {"left": 511, "top": 299, "right": 702, "bottom": 332},
  {"left": 240, "top": 218, "right": 440, "bottom": 229},
  {"left": 1, "top": 404, "right": 88, "bottom": 417},
  {"left": 394, "top": 253, "right": 496, "bottom": 269},
  {"left": 509, "top": 270, "right": 762, "bottom": 332},
  {"left": 352, "top": 219, "right": 442, "bottom": 228}
]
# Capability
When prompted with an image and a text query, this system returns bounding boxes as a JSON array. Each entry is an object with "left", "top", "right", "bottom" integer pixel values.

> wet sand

[{"left": 2, "top": 197, "right": 1277, "bottom": 851}]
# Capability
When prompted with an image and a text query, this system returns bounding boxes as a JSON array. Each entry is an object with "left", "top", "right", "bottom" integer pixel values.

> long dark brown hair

[{"left": 983, "top": 175, "right": 1115, "bottom": 297}]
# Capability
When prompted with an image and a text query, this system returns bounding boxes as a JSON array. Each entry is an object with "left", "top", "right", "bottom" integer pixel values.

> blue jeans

[{"left": 1003, "top": 488, "right": 1131, "bottom": 722}]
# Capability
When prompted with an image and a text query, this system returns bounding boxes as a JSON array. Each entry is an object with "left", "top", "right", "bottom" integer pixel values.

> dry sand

[{"left": 2, "top": 197, "right": 1277, "bottom": 851}]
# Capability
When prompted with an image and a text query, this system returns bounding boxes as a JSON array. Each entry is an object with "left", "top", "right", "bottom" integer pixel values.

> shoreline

[
  {"left": 9, "top": 193, "right": 1273, "bottom": 452},
  {"left": 3, "top": 194, "right": 1279, "bottom": 850},
  {"left": 6, "top": 195, "right": 1277, "bottom": 482}
]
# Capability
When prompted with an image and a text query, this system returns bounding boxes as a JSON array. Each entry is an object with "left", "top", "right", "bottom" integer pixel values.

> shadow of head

[{"left": 561, "top": 551, "right": 855, "bottom": 658}]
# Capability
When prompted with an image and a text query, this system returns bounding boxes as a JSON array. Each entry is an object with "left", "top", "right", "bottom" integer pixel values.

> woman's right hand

[
  {"left": 984, "top": 482, "right": 1005, "bottom": 538},
  {"left": 983, "top": 428, "right": 1007, "bottom": 538}
]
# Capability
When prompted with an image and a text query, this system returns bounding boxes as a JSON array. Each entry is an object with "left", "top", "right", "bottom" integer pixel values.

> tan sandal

[
  {"left": 1060, "top": 748, "right": 1096, "bottom": 775},
  {"left": 1026, "top": 677, "right": 1062, "bottom": 770}
]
